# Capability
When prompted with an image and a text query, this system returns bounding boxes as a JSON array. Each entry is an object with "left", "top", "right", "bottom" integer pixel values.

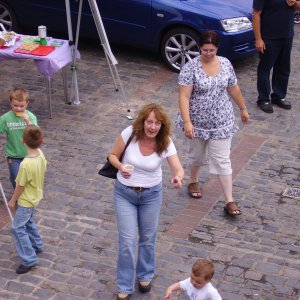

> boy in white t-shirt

[{"left": 165, "top": 259, "right": 222, "bottom": 300}]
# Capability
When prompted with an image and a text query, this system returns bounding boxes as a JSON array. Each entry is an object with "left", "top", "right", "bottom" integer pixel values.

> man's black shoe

[
  {"left": 271, "top": 98, "right": 291, "bottom": 109},
  {"left": 16, "top": 264, "right": 36, "bottom": 274},
  {"left": 257, "top": 101, "right": 273, "bottom": 113}
]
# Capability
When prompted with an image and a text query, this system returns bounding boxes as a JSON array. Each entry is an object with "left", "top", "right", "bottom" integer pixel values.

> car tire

[
  {"left": 0, "top": 0, "right": 18, "bottom": 31},
  {"left": 295, "top": 11, "right": 300, "bottom": 24},
  {"left": 161, "top": 27, "right": 200, "bottom": 73}
]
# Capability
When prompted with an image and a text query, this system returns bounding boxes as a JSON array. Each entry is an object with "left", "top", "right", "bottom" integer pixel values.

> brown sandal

[
  {"left": 224, "top": 202, "right": 241, "bottom": 216},
  {"left": 188, "top": 182, "right": 202, "bottom": 198}
]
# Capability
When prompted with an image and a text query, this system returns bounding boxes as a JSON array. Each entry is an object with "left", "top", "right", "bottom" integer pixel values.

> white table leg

[
  {"left": 45, "top": 77, "right": 52, "bottom": 119},
  {"left": 62, "top": 67, "right": 70, "bottom": 104}
]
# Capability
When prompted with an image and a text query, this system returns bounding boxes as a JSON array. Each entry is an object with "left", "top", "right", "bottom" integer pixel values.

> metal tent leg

[
  {"left": 64, "top": 0, "right": 132, "bottom": 117},
  {"left": 87, "top": 0, "right": 132, "bottom": 116},
  {"left": 0, "top": 183, "right": 13, "bottom": 221}
]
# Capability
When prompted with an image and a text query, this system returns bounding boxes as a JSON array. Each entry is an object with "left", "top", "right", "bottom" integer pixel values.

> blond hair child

[{"left": 0, "top": 88, "right": 37, "bottom": 188}]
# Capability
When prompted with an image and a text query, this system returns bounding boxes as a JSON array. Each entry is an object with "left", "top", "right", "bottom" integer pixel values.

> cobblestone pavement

[{"left": 1, "top": 25, "right": 300, "bottom": 300}]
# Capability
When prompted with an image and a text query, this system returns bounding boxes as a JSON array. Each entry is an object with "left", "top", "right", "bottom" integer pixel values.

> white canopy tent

[{"left": 64, "top": 0, "right": 131, "bottom": 117}]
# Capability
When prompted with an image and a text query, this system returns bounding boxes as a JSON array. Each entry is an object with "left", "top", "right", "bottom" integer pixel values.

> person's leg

[
  {"left": 208, "top": 138, "right": 233, "bottom": 200},
  {"left": 208, "top": 138, "right": 241, "bottom": 215},
  {"left": 11, "top": 206, "right": 38, "bottom": 267},
  {"left": 256, "top": 39, "right": 280, "bottom": 112},
  {"left": 7, "top": 158, "right": 23, "bottom": 189},
  {"left": 27, "top": 210, "right": 44, "bottom": 253},
  {"left": 114, "top": 180, "right": 138, "bottom": 295},
  {"left": 218, "top": 174, "right": 233, "bottom": 203},
  {"left": 188, "top": 138, "right": 207, "bottom": 197},
  {"left": 271, "top": 38, "right": 293, "bottom": 107},
  {"left": 136, "top": 183, "right": 162, "bottom": 283},
  {"left": 189, "top": 164, "right": 200, "bottom": 184}
]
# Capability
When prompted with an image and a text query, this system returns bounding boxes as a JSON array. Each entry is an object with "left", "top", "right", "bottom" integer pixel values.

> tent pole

[
  {"left": 87, "top": 0, "right": 132, "bottom": 115},
  {"left": 65, "top": 0, "right": 80, "bottom": 105},
  {"left": 64, "top": 0, "right": 132, "bottom": 117},
  {"left": 65, "top": 0, "right": 73, "bottom": 42},
  {"left": 0, "top": 182, "right": 13, "bottom": 221}
]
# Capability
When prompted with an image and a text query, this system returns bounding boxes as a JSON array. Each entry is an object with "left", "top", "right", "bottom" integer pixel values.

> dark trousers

[{"left": 257, "top": 38, "right": 293, "bottom": 103}]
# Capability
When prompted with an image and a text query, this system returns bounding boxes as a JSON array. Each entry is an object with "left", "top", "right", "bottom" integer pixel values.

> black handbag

[{"left": 98, "top": 134, "right": 134, "bottom": 179}]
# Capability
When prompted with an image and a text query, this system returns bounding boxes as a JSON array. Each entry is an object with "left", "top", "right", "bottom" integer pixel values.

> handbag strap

[{"left": 119, "top": 134, "right": 134, "bottom": 162}]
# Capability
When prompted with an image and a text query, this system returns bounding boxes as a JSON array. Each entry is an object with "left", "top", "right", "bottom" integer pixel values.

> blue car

[{"left": 0, "top": 0, "right": 255, "bottom": 72}]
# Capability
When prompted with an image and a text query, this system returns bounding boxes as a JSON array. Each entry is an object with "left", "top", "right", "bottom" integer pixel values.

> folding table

[{"left": 0, "top": 36, "right": 80, "bottom": 118}]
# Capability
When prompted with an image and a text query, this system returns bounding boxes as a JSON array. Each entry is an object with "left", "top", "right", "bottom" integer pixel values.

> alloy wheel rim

[
  {"left": 0, "top": 4, "right": 13, "bottom": 31},
  {"left": 164, "top": 33, "right": 199, "bottom": 71}
]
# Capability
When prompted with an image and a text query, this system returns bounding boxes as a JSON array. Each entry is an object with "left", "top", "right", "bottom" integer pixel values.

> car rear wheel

[
  {"left": 161, "top": 27, "right": 200, "bottom": 73},
  {"left": 0, "top": 0, "right": 17, "bottom": 31},
  {"left": 295, "top": 11, "right": 300, "bottom": 24}
]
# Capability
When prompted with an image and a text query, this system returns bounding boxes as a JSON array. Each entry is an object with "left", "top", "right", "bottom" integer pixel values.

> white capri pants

[{"left": 188, "top": 137, "right": 232, "bottom": 176}]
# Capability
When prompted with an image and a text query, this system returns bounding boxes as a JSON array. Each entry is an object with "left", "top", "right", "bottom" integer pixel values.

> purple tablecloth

[{"left": 0, "top": 36, "right": 80, "bottom": 78}]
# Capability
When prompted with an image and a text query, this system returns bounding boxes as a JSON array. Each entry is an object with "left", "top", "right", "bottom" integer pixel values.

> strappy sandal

[
  {"left": 188, "top": 182, "right": 202, "bottom": 198},
  {"left": 224, "top": 202, "right": 241, "bottom": 216}
]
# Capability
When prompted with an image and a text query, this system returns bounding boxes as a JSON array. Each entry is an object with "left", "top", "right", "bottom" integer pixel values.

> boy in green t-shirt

[
  {"left": 8, "top": 125, "right": 47, "bottom": 274},
  {"left": 0, "top": 87, "right": 38, "bottom": 188}
]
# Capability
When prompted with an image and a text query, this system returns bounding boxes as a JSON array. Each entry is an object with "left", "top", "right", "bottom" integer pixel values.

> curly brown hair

[{"left": 132, "top": 103, "right": 171, "bottom": 155}]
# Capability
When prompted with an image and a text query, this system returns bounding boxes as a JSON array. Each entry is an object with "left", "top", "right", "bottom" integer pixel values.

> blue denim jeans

[
  {"left": 114, "top": 179, "right": 162, "bottom": 294},
  {"left": 11, "top": 205, "right": 43, "bottom": 266},
  {"left": 7, "top": 157, "right": 23, "bottom": 189}
]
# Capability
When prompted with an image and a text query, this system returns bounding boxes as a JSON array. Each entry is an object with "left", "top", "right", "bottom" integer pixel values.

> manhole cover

[{"left": 282, "top": 186, "right": 300, "bottom": 199}]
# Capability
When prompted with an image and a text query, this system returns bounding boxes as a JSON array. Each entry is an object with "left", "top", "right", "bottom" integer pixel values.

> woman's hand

[
  {"left": 184, "top": 121, "right": 194, "bottom": 139},
  {"left": 167, "top": 155, "right": 184, "bottom": 188},
  {"left": 120, "top": 164, "right": 132, "bottom": 179},
  {"left": 240, "top": 109, "right": 250, "bottom": 124},
  {"left": 171, "top": 176, "right": 183, "bottom": 189}
]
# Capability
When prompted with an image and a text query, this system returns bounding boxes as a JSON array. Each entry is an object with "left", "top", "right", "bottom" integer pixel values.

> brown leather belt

[{"left": 128, "top": 186, "right": 149, "bottom": 192}]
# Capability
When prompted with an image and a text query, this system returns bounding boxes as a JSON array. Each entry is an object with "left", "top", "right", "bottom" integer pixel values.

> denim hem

[
  {"left": 117, "top": 290, "right": 132, "bottom": 295},
  {"left": 23, "top": 261, "right": 38, "bottom": 267},
  {"left": 137, "top": 277, "right": 153, "bottom": 282}
]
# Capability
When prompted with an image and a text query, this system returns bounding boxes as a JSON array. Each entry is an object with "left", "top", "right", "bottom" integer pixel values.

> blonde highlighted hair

[{"left": 9, "top": 87, "right": 29, "bottom": 103}]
